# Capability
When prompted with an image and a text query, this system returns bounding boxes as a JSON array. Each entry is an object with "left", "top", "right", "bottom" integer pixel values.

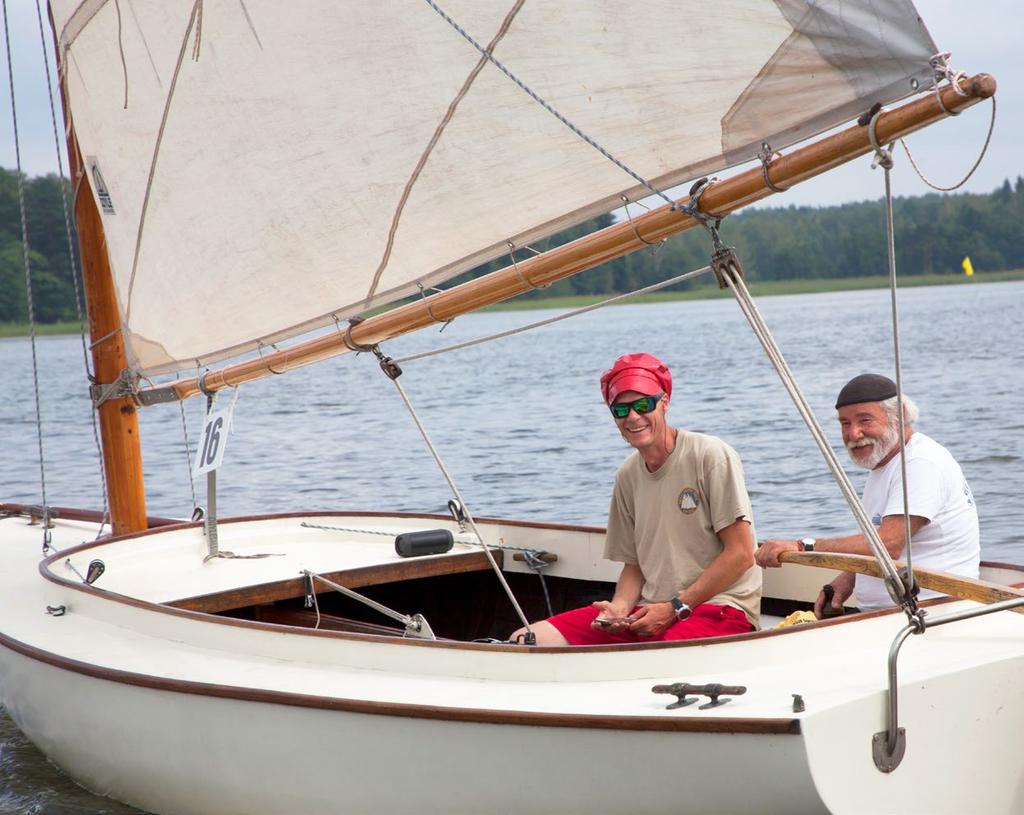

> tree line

[{"left": 2, "top": 167, "right": 1022, "bottom": 324}]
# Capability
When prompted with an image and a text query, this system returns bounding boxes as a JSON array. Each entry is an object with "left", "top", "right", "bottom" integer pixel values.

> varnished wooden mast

[
  {"left": 58, "top": 44, "right": 148, "bottom": 534},
  {"left": 144, "top": 73, "right": 996, "bottom": 405}
]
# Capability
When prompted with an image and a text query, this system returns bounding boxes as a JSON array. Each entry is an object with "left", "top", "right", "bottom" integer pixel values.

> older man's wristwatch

[
  {"left": 670, "top": 597, "right": 692, "bottom": 621},
  {"left": 798, "top": 537, "right": 816, "bottom": 552}
]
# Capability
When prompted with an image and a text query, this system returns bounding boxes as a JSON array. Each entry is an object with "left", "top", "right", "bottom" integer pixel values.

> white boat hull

[{"left": 2, "top": 512, "right": 1023, "bottom": 814}]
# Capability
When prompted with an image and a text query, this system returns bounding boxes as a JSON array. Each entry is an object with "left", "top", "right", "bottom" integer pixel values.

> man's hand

[
  {"left": 591, "top": 600, "right": 633, "bottom": 634},
  {"left": 755, "top": 538, "right": 801, "bottom": 568},
  {"left": 627, "top": 602, "right": 676, "bottom": 637},
  {"left": 814, "top": 572, "right": 855, "bottom": 619}
]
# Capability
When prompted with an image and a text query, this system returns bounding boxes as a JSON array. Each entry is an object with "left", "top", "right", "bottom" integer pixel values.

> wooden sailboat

[{"left": 2, "top": 3, "right": 1021, "bottom": 814}]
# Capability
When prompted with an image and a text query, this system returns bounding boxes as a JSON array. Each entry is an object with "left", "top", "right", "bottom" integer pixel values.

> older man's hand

[{"left": 755, "top": 539, "right": 800, "bottom": 569}]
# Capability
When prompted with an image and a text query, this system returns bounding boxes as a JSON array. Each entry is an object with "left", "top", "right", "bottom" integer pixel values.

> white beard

[{"left": 846, "top": 422, "right": 900, "bottom": 470}]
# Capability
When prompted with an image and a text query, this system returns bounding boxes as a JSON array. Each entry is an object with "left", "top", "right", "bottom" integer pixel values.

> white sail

[{"left": 51, "top": 0, "right": 936, "bottom": 376}]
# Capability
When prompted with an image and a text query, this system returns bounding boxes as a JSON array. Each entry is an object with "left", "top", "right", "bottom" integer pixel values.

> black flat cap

[{"left": 835, "top": 373, "right": 898, "bottom": 409}]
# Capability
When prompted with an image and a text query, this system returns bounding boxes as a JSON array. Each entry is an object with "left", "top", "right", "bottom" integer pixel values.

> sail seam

[
  {"left": 363, "top": 0, "right": 526, "bottom": 308},
  {"left": 124, "top": 0, "right": 202, "bottom": 324}
]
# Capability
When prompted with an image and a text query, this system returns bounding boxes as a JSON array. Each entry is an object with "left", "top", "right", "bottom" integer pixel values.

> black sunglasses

[{"left": 609, "top": 393, "right": 663, "bottom": 419}]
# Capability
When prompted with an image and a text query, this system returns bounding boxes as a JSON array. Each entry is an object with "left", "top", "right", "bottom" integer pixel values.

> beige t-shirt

[{"left": 603, "top": 430, "right": 762, "bottom": 627}]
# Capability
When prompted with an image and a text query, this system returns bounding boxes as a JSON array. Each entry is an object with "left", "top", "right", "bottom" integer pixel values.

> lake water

[{"left": 2, "top": 281, "right": 1022, "bottom": 813}]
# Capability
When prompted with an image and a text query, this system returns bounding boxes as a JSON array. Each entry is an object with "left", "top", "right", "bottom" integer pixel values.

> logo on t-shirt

[
  {"left": 872, "top": 513, "right": 882, "bottom": 527},
  {"left": 678, "top": 487, "right": 700, "bottom": 514},
  {"left": 963, "top": 479, "right": 975, "bottom": 506}
]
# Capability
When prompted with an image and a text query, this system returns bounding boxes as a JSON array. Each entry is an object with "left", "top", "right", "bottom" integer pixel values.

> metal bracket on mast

[{"left": 89, "top": 368, "right": 139, "bottom": 408}]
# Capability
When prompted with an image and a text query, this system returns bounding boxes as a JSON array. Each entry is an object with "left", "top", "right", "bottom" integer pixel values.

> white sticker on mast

[{"left": 192, "top": 388, "right": 240, "bottom": 478}]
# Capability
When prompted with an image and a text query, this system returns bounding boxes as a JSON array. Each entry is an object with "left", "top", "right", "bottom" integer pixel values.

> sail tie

[
  {"left": 757, "top": 143, "right": 789, "bottom": 194},
  {"left": 256, "top": 341, "right": 286, "bottom": 375},
  {"left": 620, "top": 195, "right": 666, "bottom": 250},
  {"left": 415, "top": 282, "right": 454, "bottom": 331},
  {"left": 929, "top": 52, "right": 968, "bottom": 116},
  {"left": 507, "top": 241, "right": 550, "bottom": 291}
]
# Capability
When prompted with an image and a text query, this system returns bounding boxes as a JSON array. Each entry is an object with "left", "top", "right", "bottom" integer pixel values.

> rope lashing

[
  {"left": 929, "top": 52, "right": 968, "bottom": 116},
  {"left": 256, "top": 341, "right": 286, "bottom": 375},
  {"left": 416, "top": 281, "right": 454, "bottom": 330},
  {"left": 621, "top": 195, "right": 666, "bottom": 249},
  {"left": 507, "top": 241, "right": 550, "bottom": 291},
  {"left": 757, "top": 143, "right": 789, "bottom": 194}
]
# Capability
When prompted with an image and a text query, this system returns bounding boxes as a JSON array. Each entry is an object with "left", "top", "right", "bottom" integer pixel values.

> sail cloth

[{"left": 51, "top": 1, "right": 936, "bottom": 376}]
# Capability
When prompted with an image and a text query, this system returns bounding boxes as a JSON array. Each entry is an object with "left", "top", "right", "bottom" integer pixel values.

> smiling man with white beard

[{"left": 755, "top": 373, "right": 980, "bottom": 615}]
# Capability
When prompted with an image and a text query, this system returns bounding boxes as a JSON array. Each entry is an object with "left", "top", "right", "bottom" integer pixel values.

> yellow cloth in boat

[{"left": 775, "top": 611, "right": 818, "bottom": 628}]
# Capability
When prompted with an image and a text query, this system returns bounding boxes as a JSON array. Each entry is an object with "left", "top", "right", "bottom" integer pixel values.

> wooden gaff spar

[{"left": 142, "top": 74, "right": 995, "bottom": 407}]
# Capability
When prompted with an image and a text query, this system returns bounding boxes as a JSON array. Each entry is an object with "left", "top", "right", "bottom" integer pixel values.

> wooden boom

[
  {"left": 780, "top": 551, "right": 1024, "bottom": 613},
  {"left": 140, "top": 73, "right": 996, "bottom": 407}
]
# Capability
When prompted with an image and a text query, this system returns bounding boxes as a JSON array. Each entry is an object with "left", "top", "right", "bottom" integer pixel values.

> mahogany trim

[
  {"left": 0, "top": 630, "right": 800, "bottom": 735},
  {"left": 170, "top": 549, "right": 504, "bottom": 613},
  {"left": 36, "top": 510, "right": 1014, "bottom": 653},
  {"left": 0, "top": 503, "right": 179, "bottom": 529}
]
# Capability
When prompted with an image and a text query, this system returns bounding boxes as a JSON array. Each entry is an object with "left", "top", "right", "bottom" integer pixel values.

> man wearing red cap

[
  {"left": 755, "top": 373, "right": 979, "bottom": 615},
  {"left": 511, "top": 352, "right": 761, "bottom": 645}
]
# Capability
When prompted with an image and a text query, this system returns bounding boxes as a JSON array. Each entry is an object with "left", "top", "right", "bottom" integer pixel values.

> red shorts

[{"left": 547, "top": 603, "right": 753, "bottom": 645}]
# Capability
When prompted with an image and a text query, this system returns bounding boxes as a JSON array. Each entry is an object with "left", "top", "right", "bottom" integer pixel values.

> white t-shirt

[{"left": 856, "top": 432, "right": 980, "bottom": 610}]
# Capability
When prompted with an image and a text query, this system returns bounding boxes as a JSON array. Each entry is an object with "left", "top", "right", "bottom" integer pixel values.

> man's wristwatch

[
  {"left": 670, "top": 597, "right": 692, "bottom": 621},
  {"left": 798, "top": 537, "right": 816, "bottom": 552}
]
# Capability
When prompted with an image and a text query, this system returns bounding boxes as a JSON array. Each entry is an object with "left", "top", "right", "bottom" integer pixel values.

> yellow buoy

[{"left": 962, "top": 256, "right": 975, "bottom": 277}]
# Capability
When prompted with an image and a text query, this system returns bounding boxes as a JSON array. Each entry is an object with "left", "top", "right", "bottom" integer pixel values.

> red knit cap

[{"left": 600, "top": 353, "right": 672, "bottom": 404}]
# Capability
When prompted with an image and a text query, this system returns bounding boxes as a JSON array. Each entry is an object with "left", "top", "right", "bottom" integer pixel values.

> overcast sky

[{"left": 1, "top": 1, "right": 1018, "bottom": 209}]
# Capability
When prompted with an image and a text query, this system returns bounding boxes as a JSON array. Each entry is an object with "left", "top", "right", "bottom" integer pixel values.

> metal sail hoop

[{"left": 145, "top": 74, "right": 997, "bottom": 405}]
